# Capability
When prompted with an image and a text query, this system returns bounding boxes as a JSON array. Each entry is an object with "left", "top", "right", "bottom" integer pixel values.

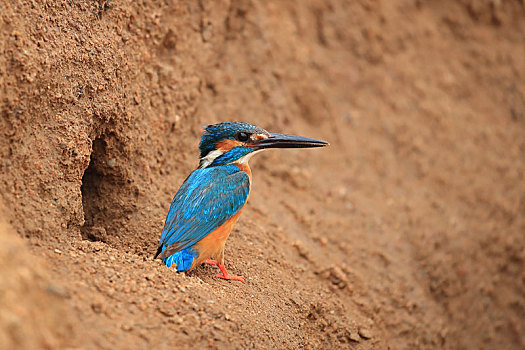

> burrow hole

[{"left": 81, "top": 136, "right": 127, "bottom": 242}]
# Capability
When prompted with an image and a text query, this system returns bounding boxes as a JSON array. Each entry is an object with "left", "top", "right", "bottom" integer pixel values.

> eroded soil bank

[{"left": 1, "top": 1, "right": 524, "bottom": 349}]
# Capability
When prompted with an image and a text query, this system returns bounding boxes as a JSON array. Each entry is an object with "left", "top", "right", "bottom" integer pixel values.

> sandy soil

[{"left": 1, "top": 0, "right": 524, "bottom": 349}]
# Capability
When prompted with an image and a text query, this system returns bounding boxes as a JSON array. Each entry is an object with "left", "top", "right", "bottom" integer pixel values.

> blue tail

[{"left": 159, "top": 246, "right": 197, "bottom": 272}]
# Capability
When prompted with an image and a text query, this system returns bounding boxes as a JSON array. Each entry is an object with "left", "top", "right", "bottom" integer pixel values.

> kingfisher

[{"left": 154, "top": 122, "right": 328, "bottom": 282}]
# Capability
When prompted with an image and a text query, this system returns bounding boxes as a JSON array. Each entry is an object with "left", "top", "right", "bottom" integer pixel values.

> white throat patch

[
  {"left": 199, "top": 149, "right": 224, "bottom": 168},
  {"left": 237, "top": 149, "right": 262, "bottom": 164}
]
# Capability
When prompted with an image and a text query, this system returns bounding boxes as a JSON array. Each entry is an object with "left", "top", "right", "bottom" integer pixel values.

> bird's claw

[
  {"left": 215, "top": 273, "right": 245, "bottom": 283},
  {"left": 204, "top": 261, "right": 245, "bottom": 283}
]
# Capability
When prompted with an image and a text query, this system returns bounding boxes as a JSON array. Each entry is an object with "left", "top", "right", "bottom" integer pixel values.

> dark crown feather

[{"left": 199, "top": 122, "right": 264, "bottom": 158}]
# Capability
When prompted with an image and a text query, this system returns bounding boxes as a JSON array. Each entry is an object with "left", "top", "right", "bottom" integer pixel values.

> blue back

[{"left": 157, "top": 164, "right": 250, "bottom": 262}]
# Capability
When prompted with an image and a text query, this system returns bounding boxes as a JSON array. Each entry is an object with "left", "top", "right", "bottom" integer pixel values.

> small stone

[
  {"left": 121, "top": 324, "right": 133, "bottom": 331},
  {"left": 358, "top": 327, "right": 372, "bottom": 339},
  {"left": 85, "top": 227, "right": 107, "bottom": 241},
  {"left": 212, "top": 330, "right": 224, "bottom": 342},
  {"left": 54, "top": 248, "right": 62, "bottom": 254},
  {"left": 158, "top": 306, "right": 175, "bottom": 317},
  {"left": 349, "top": 332, "right": 360, "bottom": 342},
  {"left": 45, "top": 284, "right": 69, "bottom": 298},
  {"left": 318, "top": 265, "right": 348, "bottom": 289},
  {"left": 169, "top": 315, "right": 183, "bottom": 325},
  {"left": 91, "top": 301, "right": 103, "bottom": 314},
  {"left": 330, "top": 266, "right": 348, "bottom": 289},
  {"left": 184, "top": 314, "right": 200, "bottom": 328},
  {"left": 293, "top": 240, "right": 311, "bottom": 261},
  {"left": 202, "top": 27, "right": 212, "bottom": 41}
]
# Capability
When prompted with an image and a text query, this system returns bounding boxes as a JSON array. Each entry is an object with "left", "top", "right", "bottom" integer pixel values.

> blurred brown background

[{"left": 0, "top": 0, "right": 524, "bottom": 349}]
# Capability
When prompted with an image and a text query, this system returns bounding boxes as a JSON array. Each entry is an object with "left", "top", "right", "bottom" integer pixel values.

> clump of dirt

[
  {"left": 1, "top": 0, "right": 524, "bottom": 349},
  {"left": 0, "top": 219, "right": 74, "bottom": 349}
]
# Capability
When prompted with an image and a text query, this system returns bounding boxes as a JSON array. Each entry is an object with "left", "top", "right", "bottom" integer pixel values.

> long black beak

[{"left": 252, "top": 132, "right": 328, "bottom": 149}]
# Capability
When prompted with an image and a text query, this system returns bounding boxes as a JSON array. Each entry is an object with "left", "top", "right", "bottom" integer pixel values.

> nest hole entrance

[{"left": 81, "top": 138, "right": 111, "bottom": 242}]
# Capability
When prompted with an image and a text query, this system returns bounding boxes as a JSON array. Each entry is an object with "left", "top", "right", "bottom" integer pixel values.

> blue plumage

[
  {"left": 199, "top": 122, "right": 265, "bottom": 158},
  {"left": 162, "top": 247, "right": 198, "bottom": 271},
  {"left": 211, "top": 147, "right": 254, "bottom": 166},
  {"left": 156, "top": 164, "right": 250, "bottom": 271}
]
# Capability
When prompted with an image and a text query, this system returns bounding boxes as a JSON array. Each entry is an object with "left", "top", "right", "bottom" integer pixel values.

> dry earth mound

[{"left": 1, "top": 0, "right": 524, "bottom": 349}]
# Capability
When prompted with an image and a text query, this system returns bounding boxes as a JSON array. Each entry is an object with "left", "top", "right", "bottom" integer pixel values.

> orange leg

[
  {"left": 215, "top": 263, "right": 245, "bottom": 283},
  {"left": 203, "top": 260, "right": 244, "bottom": 283}
]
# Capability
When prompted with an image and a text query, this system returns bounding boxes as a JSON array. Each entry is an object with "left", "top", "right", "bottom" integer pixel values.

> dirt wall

[{"left": 1, "top": 0, "right": 524, "bottom": 349}]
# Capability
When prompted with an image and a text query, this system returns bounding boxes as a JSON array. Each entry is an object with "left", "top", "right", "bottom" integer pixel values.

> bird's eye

[{"left": 236, "top": 132, "right": 250, "bottom": 142}]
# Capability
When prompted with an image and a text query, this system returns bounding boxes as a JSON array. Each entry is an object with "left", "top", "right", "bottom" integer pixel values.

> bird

[{"left": 154, "top": 121, "right": 328, "bottom": 282}]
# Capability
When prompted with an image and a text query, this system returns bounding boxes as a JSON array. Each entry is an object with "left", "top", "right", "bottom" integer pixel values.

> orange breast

[
  {"left": 235, "top": 163, "right": 252, "bottom": 177},
  {"left": 193, "top": 208, "right": 245, "bottom": 267},
  {"left": 191, "top": 162, "right": 252, "bottom": 269}
]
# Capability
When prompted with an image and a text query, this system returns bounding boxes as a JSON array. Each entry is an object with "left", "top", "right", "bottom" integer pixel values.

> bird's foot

[
  {"left": 204, "top": 259, "right": 218, "bottom": 266},
  {"left": 216, "top": 273, "right": 245, "bottom": 283},
  {"left": 215, "top": 263, "right": 245, "bottom": 283}
]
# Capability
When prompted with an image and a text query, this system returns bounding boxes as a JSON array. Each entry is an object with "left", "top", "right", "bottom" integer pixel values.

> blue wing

[{"left": 156, "top": 164, "right": 250, "bottom": 260}]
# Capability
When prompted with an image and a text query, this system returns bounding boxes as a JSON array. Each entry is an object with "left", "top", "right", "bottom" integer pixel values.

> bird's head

[{"left": 198, "top": 122, "right": 328, "bottom": 168}]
